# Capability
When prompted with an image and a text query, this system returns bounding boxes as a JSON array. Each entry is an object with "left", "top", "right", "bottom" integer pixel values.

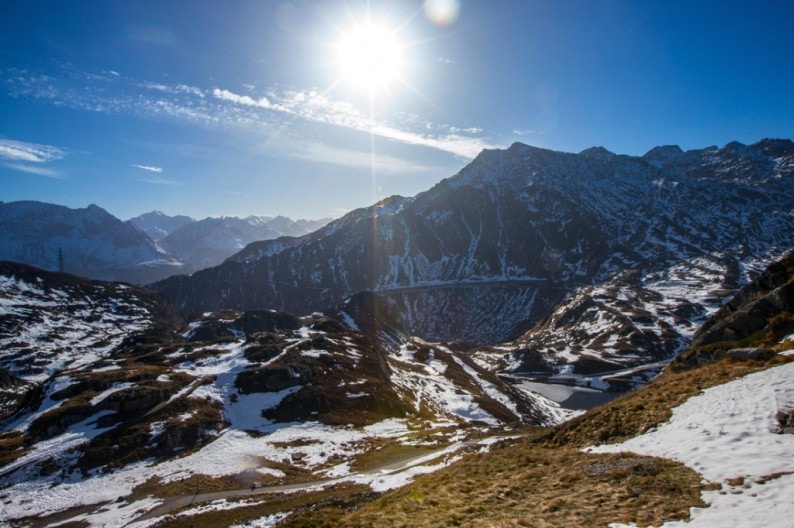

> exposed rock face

[
  {"left": 672, "top": 252, "right": 794, "bottom": 368},
  {"left": 154, "top": 140, "right": 794, "bottom": 368},
  {"left": 690, "top": 251, "right": 794, "bottom": 348}
]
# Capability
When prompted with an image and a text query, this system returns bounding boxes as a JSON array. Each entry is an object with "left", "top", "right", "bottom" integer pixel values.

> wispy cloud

[
  {"left": 142, "top": 82, "right": 205, "bottom": 98},
  {"left": 4, "top": 163, "right": 64, "bottom": 178},
  {"left": 0, "top": 138, "right": 66, "bottom": 163},
  {"left": 513, "top": 128, "right": 543, "bottom": 136},
  {"left": 0, "top": 138, "right": 66, "bottom": 178},
  {"left": 4, "top": 66, "right": 498, "bottom": 164},
  {"left": 212, "top": 88, "right": 272, "bottom": 109},
  {"left": 246, "top": 88, "right": 494, "bottom": 158},
  {"left": 131, "top": 164, "right": 163, "bottom": 173}
]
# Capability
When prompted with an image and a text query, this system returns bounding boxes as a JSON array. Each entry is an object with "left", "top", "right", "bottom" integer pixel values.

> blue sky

[{"left": 1, "top": 0, "right": 792, "bottom": 221}]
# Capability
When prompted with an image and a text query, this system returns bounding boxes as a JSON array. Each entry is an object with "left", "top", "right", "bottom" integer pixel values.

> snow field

[
  {"left": 0, "top": 417, "right": 413, "bottom": 525},
  {"left": 588, "top": 361, "right": 794, "bottom": 527}
]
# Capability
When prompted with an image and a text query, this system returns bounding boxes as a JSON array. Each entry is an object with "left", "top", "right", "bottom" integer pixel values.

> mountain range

[
  {"left": 0, "top": 202, "right": 330, "bottom": 284},
  {"left": 155, "top": 139, "right": 794, "bottom": 374}
]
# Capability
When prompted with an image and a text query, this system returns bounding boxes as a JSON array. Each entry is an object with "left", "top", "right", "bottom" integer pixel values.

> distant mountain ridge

[
  {"left": 154, "top": 139, "right": 794, "bottom": 372},
  {"left": 154, "top": 215, "right": 331, "bottom": 273},
  {"left": 0, "top": 202, "right": 330, "bottom": 284},
  {"left": 0, "top": 201, "right": 181, "bottom": 284},
  {"left": 128, "top": 210, "right": 194, "bottom": 241}
]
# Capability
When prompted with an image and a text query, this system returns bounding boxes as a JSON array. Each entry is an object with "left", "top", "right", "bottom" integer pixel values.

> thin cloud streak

[
  {"left": 212, "top": 88, "right": 272, "bottom": 109},
  {"left": 271, "top": 138, "right": 437, "bottom": 174},
  {"left": 513, "top": 128, "right": 543, "bottom": 136},
  {"left": 4, "top": 162, "right": 64, "bottom": 178},
  {"left": 0, "top": 139, "right": 67, "bottom": 163},
  {"left": 264, "top": 89, "right": 495, "bottom": 158},
  {"left": 142, "top": 82, "right": 205, "bottom": 98},
  {"left": 131, "top": 164, "right": 164, "bottom": 173}
]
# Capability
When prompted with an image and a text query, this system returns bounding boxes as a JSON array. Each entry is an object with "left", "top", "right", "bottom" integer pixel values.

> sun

[{"left": 335, "top": 19, "right": 405, "bottom": 92}]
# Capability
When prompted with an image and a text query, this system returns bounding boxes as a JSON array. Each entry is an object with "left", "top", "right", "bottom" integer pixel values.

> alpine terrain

[
  {"left": 155, "top": 139, "right": 794, "bottom": 374},
  {"left": 153, "top": 215, "right": 331, "bottom": 274},
  {"left": 0, "top": 139, "right": 792, "bottom": 528},
  {"left": 1, "top": 251, "right": 791, "bottom": 527}
]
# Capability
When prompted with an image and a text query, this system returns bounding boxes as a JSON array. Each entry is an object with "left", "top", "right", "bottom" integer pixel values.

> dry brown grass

[
  {"left": 0, "top": 430, "right": 27, "bottom": 468},
  {"left": 132, "top": 474, "right": 248, "bottom": 499},
  {"left": 278, "top": 353, "right": 793, "bottom": 527},
  {"left": 281, "top": 447, "right": 704, "bottom": 528}
]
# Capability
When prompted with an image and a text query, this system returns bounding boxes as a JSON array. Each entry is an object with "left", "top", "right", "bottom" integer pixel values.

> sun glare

[{"left": 335, "top": 20, "right": 404, "bottom": 92}]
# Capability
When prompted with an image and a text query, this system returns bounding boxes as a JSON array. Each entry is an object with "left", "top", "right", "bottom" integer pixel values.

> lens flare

[{"left": 423, "top": 0, "right": 461, "bottom": 26}]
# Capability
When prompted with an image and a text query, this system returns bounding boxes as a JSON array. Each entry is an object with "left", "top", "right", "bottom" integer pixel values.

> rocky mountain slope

[
  {"left": 676, "top": 250, "right": 794, "bottom": 365},
  {"left": 155, "top": 139, "right": 794, "bottom": 370},
  {"left": 276, "top": 253, "right": 794, "bottom": 528}
]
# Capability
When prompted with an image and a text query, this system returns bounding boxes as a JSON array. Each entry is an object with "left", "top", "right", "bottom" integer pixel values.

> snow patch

[
  {"left": 90, "top": 382, "right": 133, "bottom": 406},
  {"left": 589, "top": 362, "right": 794, "bottom": 527}
]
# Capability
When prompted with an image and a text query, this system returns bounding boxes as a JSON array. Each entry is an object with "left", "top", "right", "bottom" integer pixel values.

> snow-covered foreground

[
  {"left": 0, "top": 416, "right": 478, "bottom": 527},
  {"left": 588, "top": 361, "right": 794, "bottom": 527}
]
